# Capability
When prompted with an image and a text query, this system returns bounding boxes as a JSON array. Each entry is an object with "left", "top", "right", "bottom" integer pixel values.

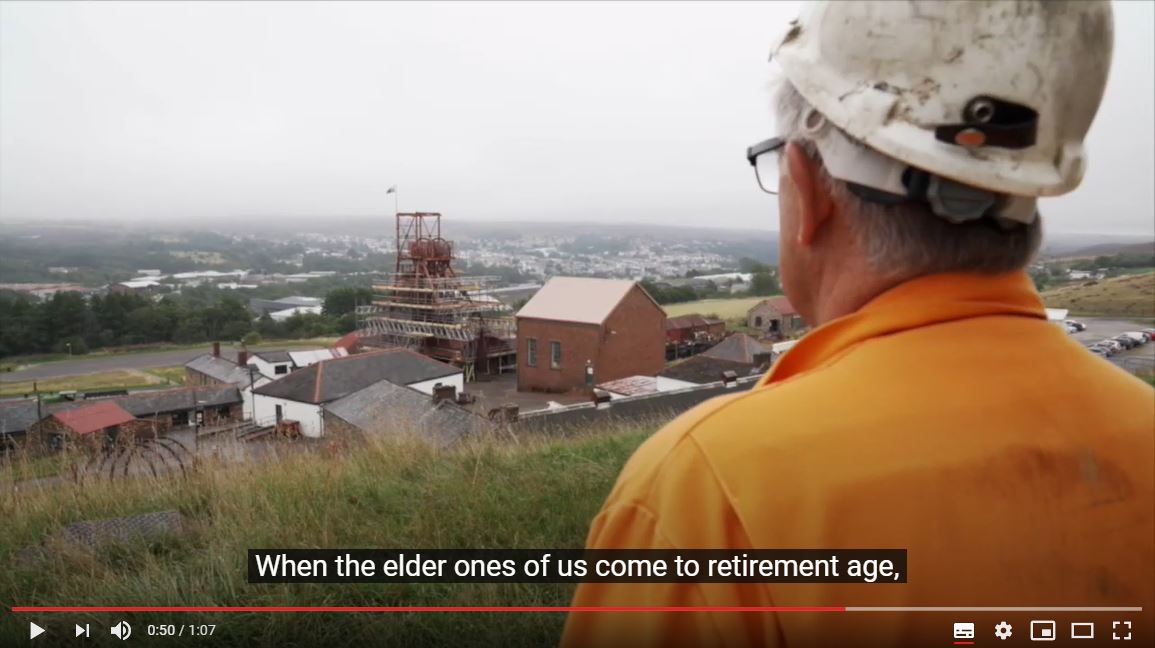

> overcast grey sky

[{"left": 1, "top": 1, "right": 1152, "bottom": 235}]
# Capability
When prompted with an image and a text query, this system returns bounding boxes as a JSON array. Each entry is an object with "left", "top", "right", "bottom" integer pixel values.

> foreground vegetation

[
  {"left": 1041, "top": 271, "right": 1155, "bottom": 319},
  {"left": 0, "top": 426, "right": 650, "bottom": 646}
]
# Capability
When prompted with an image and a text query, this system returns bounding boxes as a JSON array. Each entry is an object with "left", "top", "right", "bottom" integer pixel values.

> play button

[{"left": 30, "top": 622, "right": 46, "bottom": 639}]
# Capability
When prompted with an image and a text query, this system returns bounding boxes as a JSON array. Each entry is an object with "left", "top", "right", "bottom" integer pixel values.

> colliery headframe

[{"left": 357, "top": 212, "right": 517, "bottom": 382}]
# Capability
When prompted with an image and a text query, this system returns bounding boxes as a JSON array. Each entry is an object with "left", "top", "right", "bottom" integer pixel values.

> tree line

[{"left": 0, "top": 286, "right": 375, "bottom": 359}]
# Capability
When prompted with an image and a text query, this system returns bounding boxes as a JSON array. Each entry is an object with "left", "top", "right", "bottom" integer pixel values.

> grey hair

[{"left": 774, "top": 80, "right": 1042, "bottom": 279}]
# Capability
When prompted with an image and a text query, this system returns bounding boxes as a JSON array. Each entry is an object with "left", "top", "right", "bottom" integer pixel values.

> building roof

[
  {"left": 288, "top": 348, "right": 348, "bottom": 368},
  {"left": 118, "top": 280, "right": 160, "bottom": 289},
  {"left": 333, "top": 331, "right": 361, "bottom": 351},
  {"left": 753, "top": 295, "right": 799, "bottom": 317},
  {"left": 79, "top": 386, "right": 243, "bottom": 418},
  {"left": 185, "top": 354, "right": 254, "bottom": 386},
  {"left": 665, "top": 314, "right": 722, "bottom": 330},
  {"left": 324, "top": 379, "right": 486, "bottom": 446},
  {"left": 254, "top": 348, "right": 461, "bottom": 404},
  {"left": 253, "top": 349, "right": 293, "bottom": 363},
  {"left": 597, "top": 375, "right": 659, "bottom": 397},
  {"left": 270, "top": 305, "right": 323, "bottom": 321},
  {"left": 51, "top": 401, "right": 136, "bottom": 435},
  {"left": 0, "top": 399, "right": 40, "bottom": 436},
  {"left": 658, "top": 354, "right": 758, "bottom": 385},
  {"left": 516, "top": 277, "right": 663, "bottom": 325},
  {"left": 701, "top": 333, "right": 774, "bottom": 365}
]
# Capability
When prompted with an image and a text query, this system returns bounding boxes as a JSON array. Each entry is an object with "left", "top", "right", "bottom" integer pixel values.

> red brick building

[
  {"left": 665, "top": 314, "right": 726, "bottom": 344},
  {"left": 516, "top": 277, "right": 666, "bottom": 393}
]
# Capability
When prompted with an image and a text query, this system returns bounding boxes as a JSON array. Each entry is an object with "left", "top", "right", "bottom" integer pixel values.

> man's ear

[{"left": 784, "top": 142, "right": 835, "bottom": 246}]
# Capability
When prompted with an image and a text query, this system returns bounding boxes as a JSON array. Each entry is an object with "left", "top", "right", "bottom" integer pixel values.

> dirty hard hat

[{"left": 772, "top": 0, "right": 1114, "bottom": 223}]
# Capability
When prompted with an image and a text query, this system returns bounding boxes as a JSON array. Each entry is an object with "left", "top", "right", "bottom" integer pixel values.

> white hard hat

[{"left": 772, "top": 0, "right": 1113, "bottom": 223}]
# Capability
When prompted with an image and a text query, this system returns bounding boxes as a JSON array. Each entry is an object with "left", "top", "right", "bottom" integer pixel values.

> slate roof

[
  {"left": 254, "top": 348, "right": 462, "bottom": 404},
  {"left": 185, "top": 354, "right": 254, "bottom": 386},
  {"left": 701, "top": 333, "right": 773, "bottom": 364},
  {"left": 324, "top": 379, "right": 486, "bottom": 446},
  {"left": 516, "top": 277, "right": 663, "bottom": 325},
  {"left": 253, "top": 350, "right": 292, "bottom": 363},
  {"left": 0, "top": 385, "right": 243, "bottom": 435},
  {"left": 0, "top": 400, "right": 39, "bottom": 436},
  {"left": 658, "top": 354, "right": 758, "bottom": 385},
  {"left": 52, "top": 401, "right": 135, "bottom": 435}
]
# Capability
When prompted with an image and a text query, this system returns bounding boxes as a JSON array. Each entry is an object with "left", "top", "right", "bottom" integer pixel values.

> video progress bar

[
  {"left": 12, "top": 606, "right": 1144, "bottom": 613},
  {"left": 846, "top": 607, "right": 1143, "bottom": 612}
]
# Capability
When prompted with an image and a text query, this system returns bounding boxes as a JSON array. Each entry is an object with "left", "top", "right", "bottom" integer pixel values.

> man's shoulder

[{"left": 611, "top": 379, "right": 827, "bottom": 497}]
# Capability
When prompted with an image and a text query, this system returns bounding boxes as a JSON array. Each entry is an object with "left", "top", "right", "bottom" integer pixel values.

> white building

[{"left": 251, "top": 349, "right": 465, "bottom": 437}]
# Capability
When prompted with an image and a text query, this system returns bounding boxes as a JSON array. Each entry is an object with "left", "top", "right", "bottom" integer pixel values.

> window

[
  {"left": 526, "top": 338, "right": 538, "bottom": 367},
  {"left": 754, "top": 316, "right": 763, "bottom": 328},
  {"left": 550, "top": 341, "right": 562, "bottom": 369},
  {"left": 275, "top": 364, "right": 288, "bottom": 375}
]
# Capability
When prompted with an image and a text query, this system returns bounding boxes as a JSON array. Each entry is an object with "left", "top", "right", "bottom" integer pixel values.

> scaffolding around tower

[{"left": 357, "top": 212, "right": 517, "bottom": 381}]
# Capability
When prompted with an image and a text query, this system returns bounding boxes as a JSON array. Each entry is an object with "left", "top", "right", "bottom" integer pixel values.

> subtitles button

[
  {"left": 953, "top": 622, "right": 975, "bottom": 639},
  {"left": 1031, "top": 620, "right": 1057, "bottom": 641}
]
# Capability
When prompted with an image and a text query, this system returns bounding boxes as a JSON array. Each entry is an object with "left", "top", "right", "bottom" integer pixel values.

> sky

[{"left": 1, "top": 1, "right": 1152, "bottom": 236}]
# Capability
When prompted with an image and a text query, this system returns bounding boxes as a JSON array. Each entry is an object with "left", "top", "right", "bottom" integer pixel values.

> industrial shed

[{"left": 515, "top": 277, "right": 665, "bottom": 393}]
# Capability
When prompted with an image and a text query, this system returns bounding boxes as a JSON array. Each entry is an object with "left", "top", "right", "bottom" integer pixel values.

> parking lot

[{"left": 1068, "top": 317, "right": 1155, "bottom": 371}]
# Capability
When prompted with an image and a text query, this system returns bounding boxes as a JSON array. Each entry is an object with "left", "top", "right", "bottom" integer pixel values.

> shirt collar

[{"left": 758, "top": 271, "right": 1046, "bottom": 387}]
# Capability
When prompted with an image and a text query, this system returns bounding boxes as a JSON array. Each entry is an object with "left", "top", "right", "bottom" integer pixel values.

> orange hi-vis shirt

[{"left": 562, "top": 272, "right": 1154, "bottom": 648}]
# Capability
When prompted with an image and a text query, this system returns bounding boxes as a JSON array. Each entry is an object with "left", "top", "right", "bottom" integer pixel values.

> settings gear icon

[{"left": 994, "top": 621, "right": 1013, "bottom": 640}]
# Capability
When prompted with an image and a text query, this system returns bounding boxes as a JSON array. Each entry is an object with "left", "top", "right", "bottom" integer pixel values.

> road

[{"left": 0, "top": 345, "right": 321, "bottom": 383}]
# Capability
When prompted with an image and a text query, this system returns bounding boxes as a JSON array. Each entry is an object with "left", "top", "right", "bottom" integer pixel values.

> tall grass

[{"left": 0, "top": 425, "right": 651, "bottom": 646}]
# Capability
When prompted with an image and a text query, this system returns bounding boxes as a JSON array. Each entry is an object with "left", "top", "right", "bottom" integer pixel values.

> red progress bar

[{"left": 12, "top": 606, "right": 846, "bottom": 613}]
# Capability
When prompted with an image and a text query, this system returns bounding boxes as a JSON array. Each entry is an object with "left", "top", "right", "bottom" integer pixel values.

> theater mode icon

[{"left": 1070, "top": 622, "right": 1094, "bottom": 640}]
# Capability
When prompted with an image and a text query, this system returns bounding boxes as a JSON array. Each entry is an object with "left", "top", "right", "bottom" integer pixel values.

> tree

[
  {"left": 749, "top": 272, "right": 780, "bottom": 296},
  {"left": 241, "top": 331, "right": 262, "bottom": 347},
  {"left": 323, "top": 287, "right": 374, "bottom": 316}
]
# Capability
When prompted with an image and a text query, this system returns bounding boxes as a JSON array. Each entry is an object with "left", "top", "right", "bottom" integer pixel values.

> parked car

[
  {"left": 1102, "top": 340, "right": 1124, "bottom": 354},
  {"left": 1112, "top": 335, "right": 1136, "bottom": 350},
  {"left": 1064, "top": 323, "right": 1079, "bottom": 334},
  {"left": 1064, "top": 319, "right": 1086, "bottom": 332},
  {"left": 1124, "top": 331, "right": 1151, "bottom": 344}
]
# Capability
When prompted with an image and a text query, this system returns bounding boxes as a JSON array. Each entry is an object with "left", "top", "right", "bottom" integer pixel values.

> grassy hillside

[
  {"left": 0, "top": 427, "right": 651, "bottom": 647},
  {"left": 664, "top": 296, "right": 765, "bottom": 320},
  {"left": 1041, "top": 271, "right": 1155, "bottom": 319}
]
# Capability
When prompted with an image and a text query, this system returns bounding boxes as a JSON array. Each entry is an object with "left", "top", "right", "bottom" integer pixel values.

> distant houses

[{"left": 515, "top": 277, "right": 666, "bottom": 393}]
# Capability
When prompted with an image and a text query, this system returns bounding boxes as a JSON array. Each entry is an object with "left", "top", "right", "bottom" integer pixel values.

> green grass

[
  {"left": 0, "top": 426, "right": 650, "bottom": 646},
  {"left": 2, "top": 338, "right": 339, "bottom": 370},
  {"left": 663, "top": 296, "right": 765, "bottom": 320},
  {"left": 1042, "top": 271, "right": 1155, "bottom": 318},
  {"left": 145, "top": 366, "right": 187, "bottom": 385},
  {"left": 0, "top": 369, "right": 168, "bottom": 398}
]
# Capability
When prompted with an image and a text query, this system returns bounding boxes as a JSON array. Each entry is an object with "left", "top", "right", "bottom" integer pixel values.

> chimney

[
  {"left": 591, "top": 389, "right": 612, "bottom": 409},
  {"left": 212, "top": 342, "right": 221, "bottom": 358},
  {"left": 237, "top": 350, "right": 249, "bottom": 367},
  {"left": 487, "top": 404, "right": 520, "bottom": 423},
  {"left": 432, "top": 383, "right": 457, "bottom": 405},
  {"left": 721, "top": 370, "right": 738, "bottom": 387}
]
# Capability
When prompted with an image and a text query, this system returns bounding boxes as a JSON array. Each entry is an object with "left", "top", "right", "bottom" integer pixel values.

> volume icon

[{"left": 110, "top": 620, "right": 132, "bottom": 640}]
